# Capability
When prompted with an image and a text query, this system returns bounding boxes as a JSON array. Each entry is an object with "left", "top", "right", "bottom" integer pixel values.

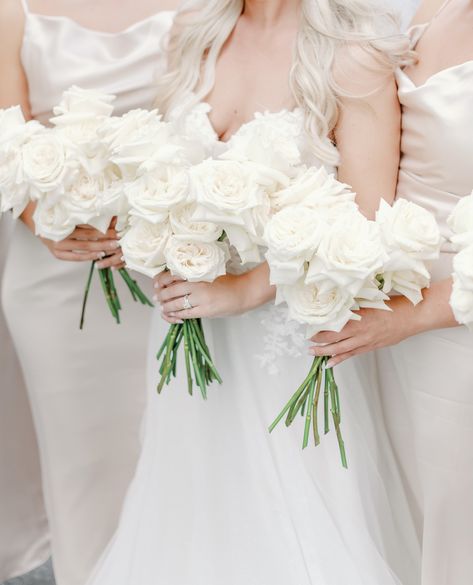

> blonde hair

[{"left": 157, "top": 0, "right": 411, "bottom": 166}]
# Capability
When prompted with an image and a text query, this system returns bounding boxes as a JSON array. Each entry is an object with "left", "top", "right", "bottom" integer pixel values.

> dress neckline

[
  {"left": 398, "top": 59, "right": 473, "bottom": 92},
  {"left": 25, "top": 10, "right": 174, "bottom": 38}
]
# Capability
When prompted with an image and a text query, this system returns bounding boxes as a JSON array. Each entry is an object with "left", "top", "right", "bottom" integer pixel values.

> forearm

[
  {"left": 239, "top": 262, "right": 276, "bottom": 313},
  {"left": 400, "top": 278, "right": 458, "bottom": 338}
]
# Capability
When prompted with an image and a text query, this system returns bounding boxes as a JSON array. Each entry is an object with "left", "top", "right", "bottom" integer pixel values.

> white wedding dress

[{"left": 88, "top": 104, "right": 420, "bottom": 585}]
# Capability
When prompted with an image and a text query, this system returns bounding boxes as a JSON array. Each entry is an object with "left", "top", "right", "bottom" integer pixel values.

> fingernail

[
  {"left": 154, "top": 282, "right": 160, "bottom": 290},
  {"left": 111, "top": 241, "right": 120, "bottom": 249},
  {"left": 120, "top": 256, "right": 125, "bottom": 261},
  {"left": 97, "top": 262, "right": 105, "bottom": 269},
  {"left": 326, "top": 359, "right": 335, "bottom": 369}
]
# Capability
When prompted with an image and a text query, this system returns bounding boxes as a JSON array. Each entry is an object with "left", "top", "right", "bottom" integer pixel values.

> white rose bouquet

[
  {"left": 266, "top": 178, "right": 442, "bottom": 467},
  {"left": 27, "top": 87, "right": 153, "bottom": 327},
  {"left": 448, "top": 193, "right": 473, "bottom": 329},
  {"left": 0, "top": 106, "right": 43, "bottom": 217},
  {"left": 115, "top": 115, "right": 228, "bottom": 398}
]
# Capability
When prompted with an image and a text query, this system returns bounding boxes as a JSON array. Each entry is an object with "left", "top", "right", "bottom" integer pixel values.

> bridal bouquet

[
  {"left": 265, "top": 176, "right": 442, "bottom": 467},
  {"left": 448, "top": 193, "right": 473, "bottom": 329},
  {"left": 25, "top": 87, "right": 153, "bottom": 327},
  {"left": 0, "top": 106, "right": 43, "bottom": 216},
  {"left": 116, "top": 113, "right": 230, "bottom": 398}
]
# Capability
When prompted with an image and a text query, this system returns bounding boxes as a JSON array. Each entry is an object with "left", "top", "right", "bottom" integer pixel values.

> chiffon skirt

[
  {"left": 2, "top": 220, "right": 152, "bottom": 585},
  {"left": 88, "top": 305, "right": 420, "bottom": 585}
]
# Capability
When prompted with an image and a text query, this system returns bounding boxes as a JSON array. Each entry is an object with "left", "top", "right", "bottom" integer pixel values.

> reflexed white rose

[
  {"left": 190, "top": 159, "right": 269, "bottom": 262},
  {"left": 264, "top": 206, "right": 322, "bottom": 285},
  {"left": 170, "top": 202, "right": 222, "bottom": 242},
  {"left": 306, "top": 211, "right": 386, "bottom": 295},
  {"left": 377, "top": 198, "right": 442, "bottom": 260},
  {"left": 52, "top": 86, "right": 115, "bottom": 121},
  {"left": 106, "top": 110, "right": 183, "bottom": 178},
  {"left": 447, "top": 194, "right": 473, "bottom": 249},
  {"left": 126, "top": 169, "right": 189, "bottom": 223},
  {"left": 223, "top": 110, "right": 305, "bottom": 174},
  {"left": 120, "top": 218, "right": 171, "bottom": 278},
  {"left": 21, "top": 133, "right": 74, "bottom": 196},
  {"left": 382, "top": 268, "right": 430, "bottom": 306},
  {"left": 270, "top": 166, "right": 355, "bottom": 212},
  {"left": 279, "top": 278, "right": 358, "bottom": 337},
  {"left": 356, "top": 278, "right": 390, "bottom": 311},
  {"left": 165, "top": 237, "right": 228, "bottom": 283},
  {"left": 33, "top": 197, "right": 74, "bottom": 241},
  {"left": 450, "top": 276, "right": 473, "bottom": 330},
  {"left": 453, "top": 245, "right": 473, "bottom": 289}
]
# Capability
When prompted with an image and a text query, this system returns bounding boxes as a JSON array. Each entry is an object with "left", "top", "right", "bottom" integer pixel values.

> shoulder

[
  {"left": 333, "top": 43, "right": 397, "bottom": 99},
  {"left": 0, "top": 0, "right": 25, "bottom": 51},
  {"left": 410, "top": 0, "right": 446, "bottom": 26}
]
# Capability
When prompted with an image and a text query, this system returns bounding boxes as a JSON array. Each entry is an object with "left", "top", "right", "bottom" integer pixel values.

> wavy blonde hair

[{"left": 157, "top": 0, "right": 411, "bottom": 165}]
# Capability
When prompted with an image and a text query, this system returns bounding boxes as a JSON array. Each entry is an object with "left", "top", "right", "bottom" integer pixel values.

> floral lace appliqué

[{"left": 255, "top": 304, "right": 307, "bottom": 376}]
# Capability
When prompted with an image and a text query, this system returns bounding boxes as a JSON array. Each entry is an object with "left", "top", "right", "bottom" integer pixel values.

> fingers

[
  {"left": 168, "top": 307, "right": 201, "bottom": 321},
  {"left": 311, "top": 330, "right": 351, "bottom": 344},
  {"left": 55, "top": 239, "right": 120, "bottom": 253},
  {"left": 155, "top": 282, "right": 192, "bottom": 303},
  {"left": 96, "top": 251, "right": 125, "bottom": 270},
  {"left": 154, "top": 271, "right": 184, "bottom": 290},
  {"left": 326, "top": 345, "right": 369, "bottom": 368},
  {"left": 309, "top": 337, "right": 359, "bottom": 358},
  {"left": 52, "top": 250, "right": 106, "bottom": 262},
  {"left": 160, "top": 293, "right": 197, "bottom": 315},
  {"left": 73, "top": 226, "right": 118, "bottom": 241}
]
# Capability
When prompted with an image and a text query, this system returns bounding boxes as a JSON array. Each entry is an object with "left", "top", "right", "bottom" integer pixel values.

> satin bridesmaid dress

[
  {"left": 0, "top": 213, "right": 48, "bottom": 582},
  {"left": 0, "top": 3, "right": 174, "bottom": 584},
  {"left": 378, "top": 5, "right": 473, "bottom": 585}
]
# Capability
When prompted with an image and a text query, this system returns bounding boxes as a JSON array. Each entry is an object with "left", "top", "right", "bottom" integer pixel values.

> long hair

[{"left": 157, "top": 0, "right": 411, "bottom": 165}]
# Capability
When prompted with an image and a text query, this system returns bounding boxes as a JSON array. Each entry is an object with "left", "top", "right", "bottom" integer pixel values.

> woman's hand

[
  {"left": 42, "top": 223, "right": 123, "bottom": 269},
  {"left": 309, "top": 296, "right": 417, "bottom": 367},
  {"left": 154, "top": 263, "right": 276, "bottom": 324},
  {"left": 310, "top": 280, "right": 459, "bottom": 367}
]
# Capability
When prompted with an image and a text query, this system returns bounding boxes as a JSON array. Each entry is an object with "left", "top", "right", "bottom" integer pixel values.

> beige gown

[
  {"left": 378, "top": 14, "right": 473, "bottom": 585},
  {"left": 0, "top": 3, "right": 174, "bottom": 584}
]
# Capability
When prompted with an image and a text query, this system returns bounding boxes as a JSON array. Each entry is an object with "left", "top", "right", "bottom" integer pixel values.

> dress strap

[
  {"left": 20, "top": 0, "right": 29, "bottom": 14},
  {"left": 410, "top": 0, "right": 453, "bottom": 47}
]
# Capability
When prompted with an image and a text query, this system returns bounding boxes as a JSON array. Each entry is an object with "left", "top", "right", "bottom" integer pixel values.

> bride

[{"left": 88, "top": 1, "right": 419, "bottom": 584}]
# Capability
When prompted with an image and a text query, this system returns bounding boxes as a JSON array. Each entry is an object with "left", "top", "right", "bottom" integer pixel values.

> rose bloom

[
  {"left": 21, "top": 132, "right": 75, "bottom": 197},
  {"left": 377, "top": 198, "right": 442, "bottom": 260},
  {"left": 120, "top": 218, "right": 171, "bottom": 278},
  {"left": 306, "top": 210, "right": 386, "bottom": 296},
  {"left": 33, "top": 197, "right": 75, "bottom": 242},
  {"left": 448, "top": 193, "right": 473, "bottom": 250},
  {"left": 165, "top": 237, "right": 228, "bottom": 283},
  {"left": 126, "top": 168, "right": 190, "bottom": 224},
  {"left": 279, "top": 277, "right": 358, "bottom": 337},
  {"left": 170, "top": 202, "right": 222, "bottom": 243}
]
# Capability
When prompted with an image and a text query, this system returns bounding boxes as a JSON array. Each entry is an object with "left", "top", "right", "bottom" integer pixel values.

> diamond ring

[{"left": 183, "top": 294, "right": 193, "bottom": 310}]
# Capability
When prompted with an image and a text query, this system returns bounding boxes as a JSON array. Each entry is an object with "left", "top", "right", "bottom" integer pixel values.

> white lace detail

[{"left": 255, "top": 304, "right": 307, "bottom": 376}]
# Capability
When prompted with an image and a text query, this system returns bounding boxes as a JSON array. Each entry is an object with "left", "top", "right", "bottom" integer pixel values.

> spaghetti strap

[
  {"left": 412, "top": 0, "right": 453, "bottom": 45},
  {"left": 20, "top": 0, "right": 29, "bottom": 14}
]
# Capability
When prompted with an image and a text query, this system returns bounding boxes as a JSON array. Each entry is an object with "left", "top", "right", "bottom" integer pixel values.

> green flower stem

[
  {"left": 118, "top": 268, "right": 153, "bottom": 307},
  {"left": 324, "top": 369, "right": 330, "bottom": 435},
  {"left": 188, "top": 321, "right": 222, "bottom": 384},
  {"left": 312, "top": 371, "right": 323, "bottom": 446},
  {"left": 106, "top": 268, "right": 122, "bottom": 314},
  {"left": 187, "top": 323, "right": 207, "bottom": 400},
  {"left": 303, "top": 374, "right": 318, "bottom": 449},
  {"left": 157, "top": 324, "right": 180, "bottom": 393},
  {"left": 98, "top": 267, "right": 119, "bottom": 324},
  {"left": 79, "top": 260, "right": 96, "bottom": 330},
  {"left": 183, "top": 321, "right": 193, "bottom": 396},
  {"left": 327, "top": 368, "right": 347, "bottom": 468}
]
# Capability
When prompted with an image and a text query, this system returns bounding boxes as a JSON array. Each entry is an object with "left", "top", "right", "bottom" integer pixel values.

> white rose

[
  {"left": 306, "top": 210, "right": 386, "bottom": 296},
  {"left": 447, "top": 194, "right": 473, "bottom": 250},
  {"left": 170, "top": 202, "right": 222, "bottom": 242},
  {"left": 190, "top": 159, "right": 269, "bottom": 263},
  {"left": 279, "top": 277, "right": 358, "bottom": 337},
  {"left": 453, "top": 245, "right": 473, "bottom": 289},
  {"left": 450, "top": 276, "right": 473, "bottom": 330},
  {"left": 165, "top": 237, "right": 228, "bottom": 282},
  {"left": 106, "top": 110, "right": 183, "bottom": 179},
  {"left": 381, "top": 268, "right": 430, "bottom": 305},
  {"left": 270, "top": 166, "right": 355, "bottom": 212},
  {"left": 33, "top": 197, "right": 74, "bottom": 241},
  {"left": 120, "top": 218, "right": 171, "bottom": 278},
  {"left": 377, "top": 198, "right": 442, "bottom": 261},
  {"left": 52, "top": 86, "right": 115, "bottom": 121},
  {"left": 21, "top": 132, "right": 75, "bottom": 197},
  {"left": 126, "top": 168, "right": 190, "bottom": 224},
  {"left": 222, "top": 109, "right": 305, "bottom": 174},
  {"left": 264, "top": 206, "right": 323, "bottom": 285}
]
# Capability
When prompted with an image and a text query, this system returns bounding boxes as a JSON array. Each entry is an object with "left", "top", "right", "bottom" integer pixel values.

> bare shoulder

[
  {"left": 333, "top": 43, "right": 398, "bottom": 99},
  {"left": 0, "top": 0, "right": 25, "bottom": 50},
  {"left": 410, "top": 0, "right": 446, "bottom": 26},
  {"left": 156, "top": 0, "right": 184, "bottom": 13}
]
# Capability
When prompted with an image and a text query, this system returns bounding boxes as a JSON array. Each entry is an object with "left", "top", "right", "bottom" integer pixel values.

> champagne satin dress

[
  {"left": 378, "top": 13, "right": 473, "bottom": 585},
  {"left": 0, "top": 3, "right": 173, "bottom": 584}
]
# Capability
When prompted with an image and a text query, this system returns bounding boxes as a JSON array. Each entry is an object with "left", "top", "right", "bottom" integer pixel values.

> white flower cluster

[
  {"left": 265, "top": 179, "right": 442, "bottom": 337},
  {"left": 0, "top": 106, "right": 43, "bottom": 217},
  {"left": 118, "top": 110, "right": 229, "bottom": 282},
  {"left": 448, "top": 193, "right": 473, "bottom": 329}
]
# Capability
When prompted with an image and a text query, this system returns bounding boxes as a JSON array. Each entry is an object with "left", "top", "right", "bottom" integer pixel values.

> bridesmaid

[
  {"left": 310, "top": 1, "right": 473, "bottom": 584},
  {"left": 0, "top": 0, "right": 178, "bottom": 583}
]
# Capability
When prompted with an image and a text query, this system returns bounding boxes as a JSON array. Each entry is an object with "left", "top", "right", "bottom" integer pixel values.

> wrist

[{"left": 237, "top": 264, "right": 276, "bottom": 313}]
